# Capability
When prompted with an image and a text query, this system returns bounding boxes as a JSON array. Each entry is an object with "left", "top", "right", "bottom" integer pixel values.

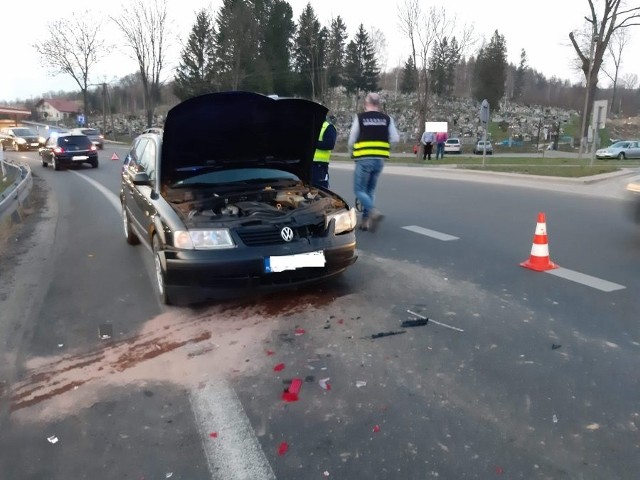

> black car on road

[
  {"left": 40, "top": 133, "right": 99, "bottom": 170},
  {"left": 120, "top": 91, "right": 358, "bottom": 305},
  {"left": 0, "top": 127, "right": 45, "bottom": 151},
  {"left": 70, "top": 127, "right": 105, "bottom": 149}
]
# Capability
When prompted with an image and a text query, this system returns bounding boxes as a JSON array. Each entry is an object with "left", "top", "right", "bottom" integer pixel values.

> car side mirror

[{"left": 129, "top": 170, "right": 151, "bottom": 186}]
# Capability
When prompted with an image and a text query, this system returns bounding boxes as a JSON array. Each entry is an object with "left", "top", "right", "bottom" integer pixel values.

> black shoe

[
  {"left": 359, "top": 218, "right": 370, "bottom": 231},
  {"left": 368, "top": 209, "right": 384, "bottom": 233}
]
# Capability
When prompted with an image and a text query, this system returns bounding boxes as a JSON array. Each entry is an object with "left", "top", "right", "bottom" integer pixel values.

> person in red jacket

[{"left": 435, "top": 131, "right": 448, "bottom": 160}]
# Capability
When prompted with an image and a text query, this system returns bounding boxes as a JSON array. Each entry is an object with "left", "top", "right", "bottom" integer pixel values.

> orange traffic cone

[{"left": 520, "top": 212, "right": 558, "bottom": 271}]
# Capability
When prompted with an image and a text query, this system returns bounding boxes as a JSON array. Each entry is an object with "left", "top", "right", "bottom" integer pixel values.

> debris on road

[
  {"left": 319, "top": 378, "right": 331, "bottom": 390},
  {"left": 273, "top": 363, "right": 285, "bottom": 372},
  {"left": 406, "top": 310, "right": 464, "bottom": 332},
  {"left": 552, "top": 414, "right": 558, "bottom": 423},
  {"left": 47, "top": 435, "right": 59, "bottom": 444},
  {"left": 209, "top": 432, "right": 218, "bottom": 438},
  {"left": 372, "top": 425, "right": 381, "bottom": 433},
  {"left": 294, "top": 328, "right": 306, "bottom": 336},
  {"left": 552, "top": 344, "right": 562, "bottom": 350},
  {"left": 370, "top": 330, "right": 406, "bottom": 339},
  {"left": 278, "top": 441, "right": 289, "bottom": 456},
  {"left": 266, "top": 350, "right": 276, "bottom": 356},
  {"left": 98, "top": 323, "right": 113, "bottom": 340},
  {"left": 282, "top": 378, "right": 303, "bottom": 402},
  {"left": 401, "top": 318, "right": 429, "bottom": 328},
  {"left": 165, "top": 473, "right": 173, "bottom": 478}
]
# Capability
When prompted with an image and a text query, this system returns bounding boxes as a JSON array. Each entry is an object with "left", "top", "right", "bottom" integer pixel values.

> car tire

[
  {"left": 153, "top": 235, "right": 173, "bottom": 305},
  {"left": 14, "top": 142, "right": 20, "bottom": 152},
  {"left": 53, "top": 156, "right": 61, "bottom": 171},
  {"left": 41, "top": 158, "right": 48, "bottom": 167},
  {"left": 617, "top": 153, "right": 625, "bottom": 160},
  {"left": 91, "top": 158, "right": 99, "bottom": 168}
]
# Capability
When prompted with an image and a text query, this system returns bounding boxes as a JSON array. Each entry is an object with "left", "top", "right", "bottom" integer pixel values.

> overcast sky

[{"left": 1, "top": 0, "right": 638, "bottom": 102}]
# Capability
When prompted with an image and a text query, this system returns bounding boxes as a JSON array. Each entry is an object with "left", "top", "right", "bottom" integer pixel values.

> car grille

[{"left": 237, "top": 220, "right": 326, "bottom": 246}]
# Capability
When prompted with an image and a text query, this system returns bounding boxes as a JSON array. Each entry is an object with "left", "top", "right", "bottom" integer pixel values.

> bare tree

[
  {"left": 33, "top": 11, "right": 106, "bottom": 121},
  {"left": 620, "top": 72, "right": 638, "bottom": 89},
  {"left": 112, "top": 0, "right": 170, "bottom": 127},
  {"left": 369, "top": 27, "right": 388, "bottom": 72},
  {"left": 569, "top": 0, "right": 640, "bottom": 148},
  {"left": 602, "top": 28, "right": 630, "bottom": 115},
  {"left": 397, "top": 0, "right": 473, "bottom": 141}
]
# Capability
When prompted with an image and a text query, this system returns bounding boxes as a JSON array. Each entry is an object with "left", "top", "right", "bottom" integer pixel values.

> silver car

[
  {"left": 596, "top": 140, "right": 640, "bottom": 160},
  {"left": 473, "top": 140, "right": 493, "bottom": 155}
]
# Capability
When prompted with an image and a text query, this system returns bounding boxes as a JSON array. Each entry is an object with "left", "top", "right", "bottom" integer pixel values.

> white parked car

[
  {"left": 443, "top": 138, "right": 462, "bottom": 154},
  {"left": 473, "top": 140, "right": 493, "bottom": 155}
]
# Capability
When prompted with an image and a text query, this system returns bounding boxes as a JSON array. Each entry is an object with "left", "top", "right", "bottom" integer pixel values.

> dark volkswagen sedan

[
  {"left": 40, "top": 133, "right": 99, "bottom": 170},
  {"left": 120, "top": 91, "right": 357, "bottom": 305}
]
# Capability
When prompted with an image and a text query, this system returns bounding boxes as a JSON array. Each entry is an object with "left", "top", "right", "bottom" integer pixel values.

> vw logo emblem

[{"left": 280, "top": 227, "right": 294, "bottom": 242}]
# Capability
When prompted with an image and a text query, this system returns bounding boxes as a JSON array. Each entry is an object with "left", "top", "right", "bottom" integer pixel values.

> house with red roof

[{"left": 34, "top": 99, "right": 81, "bottom": 122}]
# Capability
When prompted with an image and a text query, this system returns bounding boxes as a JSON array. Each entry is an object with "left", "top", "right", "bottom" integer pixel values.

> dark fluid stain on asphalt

[{"left": 9, "top": 331, "right": 212, "bottom": 412}]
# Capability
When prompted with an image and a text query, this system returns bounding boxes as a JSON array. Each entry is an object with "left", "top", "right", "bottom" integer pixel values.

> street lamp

[{"left": 578, "top": 33, "right": 599, "bottom": 162}]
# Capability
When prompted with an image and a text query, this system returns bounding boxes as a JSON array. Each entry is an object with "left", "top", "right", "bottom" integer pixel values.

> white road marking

[
  {"left": 70, "top": 170, "right": 121, "bottom": 215},
  {"left": 189, "top": 381, "right": 276, "bottom": 480},
  {"left": 402, "top": 225, "right": 459, "bottom": 241},
  {"left": 545, "top": 267, "right": 626, "bottom": 292}
]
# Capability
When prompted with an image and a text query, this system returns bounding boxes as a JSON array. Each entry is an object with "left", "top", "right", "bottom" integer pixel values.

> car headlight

[
  {"left": 16, "top": 138, "right": 27, "bottom": 144},
  {"left": 327, "top": 208, "right": 357, "bottom": 234},
  {"left": 173, "top": 229, "right": 235, "bottom": 250}
]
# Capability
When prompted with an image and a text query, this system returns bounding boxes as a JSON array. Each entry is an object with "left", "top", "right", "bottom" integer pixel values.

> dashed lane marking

[
  {"left": 189, "top": 381, "right": 276, "bottom": 480},
  {"left": 402, "top": 225, "right": 459, "bottom": 241},
  {"left": 545, "top": 267, "right": 626, "bottom": 292}
]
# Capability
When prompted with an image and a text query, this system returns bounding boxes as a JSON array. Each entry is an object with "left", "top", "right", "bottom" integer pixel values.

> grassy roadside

[{"left": 379, "top": 154, "right": 639, "bottom": 178}]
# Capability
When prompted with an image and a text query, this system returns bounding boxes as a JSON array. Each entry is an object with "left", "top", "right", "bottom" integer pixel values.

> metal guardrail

[{"left": 0, "top": 158, "right": 33, "bottom": 226}]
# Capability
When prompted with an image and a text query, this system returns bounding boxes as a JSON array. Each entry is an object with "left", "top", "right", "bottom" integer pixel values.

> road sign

[
  {"left": 111, "top": 153, "right": 119, "bottom": 161},
  {"left": 479, "top": 99, "right": 490, "bottom": 124}
]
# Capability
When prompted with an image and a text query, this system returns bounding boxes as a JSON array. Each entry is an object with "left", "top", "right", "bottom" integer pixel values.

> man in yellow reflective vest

[
  {"left": 312, "top": 114, "right": 337, "bottom": 189},
  {"left": 347, "top": 92, "right": 399, "bottom": 232}
]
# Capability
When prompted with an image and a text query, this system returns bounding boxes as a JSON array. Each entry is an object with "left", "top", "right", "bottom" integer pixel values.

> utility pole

[{"left": 102, "top": 83, "right": 107, "bottom": 136}]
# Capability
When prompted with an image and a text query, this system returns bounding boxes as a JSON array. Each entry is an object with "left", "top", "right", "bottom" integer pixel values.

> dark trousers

[
  {"left": 312, "top": 162, "right": 329, "bottom": 188},
  {"left": 422, "top": 142, "right": 433, "bottom": 160}
]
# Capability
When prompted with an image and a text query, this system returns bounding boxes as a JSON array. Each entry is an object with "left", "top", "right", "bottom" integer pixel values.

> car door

[
  {"left": 134, "top": 138, "right": 159, "bottom": 243},
  {"left": 630, "top": 142, "right": 640, "bottom": 159}
]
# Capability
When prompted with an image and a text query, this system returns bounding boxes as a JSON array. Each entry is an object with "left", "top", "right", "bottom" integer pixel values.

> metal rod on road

[{"left": 406, "top": 310, "right": 464, "bottom": 332}]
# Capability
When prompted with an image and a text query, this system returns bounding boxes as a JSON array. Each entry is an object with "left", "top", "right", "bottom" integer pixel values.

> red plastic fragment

[
  {"left": 294, "top": 328, "right": 306, "bottom": 335},
  {"left": 494, "top": 466, "right": 504, "bottom": 475},
  {"left": 372, "top": 425, "right": 381, "bottom": 433},
  {"left": 338, "top": 319, "right": 344, "bottom": 324},
  {"left": 266, "top": 350, "right": 276, "bottom": 356},
  {"left": 282, "top": 378, "right": 303, "bottom": 402},
  {"left": 209, "top": 432, "right": 218, "bottom": 438},
  {"left": 278, "top": 442, "right": 289, "bottom": 456},
  {"left": 273, "top": 363, "right": 285, "bottom": 372}
]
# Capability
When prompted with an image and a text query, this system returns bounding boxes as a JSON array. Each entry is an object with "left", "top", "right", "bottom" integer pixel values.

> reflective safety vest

[
  {"left": 352, "top": 111, "right": 391, "bottom": 159},
  {"left": 313, "top": 121, "right": 332, "bottom": 163}
]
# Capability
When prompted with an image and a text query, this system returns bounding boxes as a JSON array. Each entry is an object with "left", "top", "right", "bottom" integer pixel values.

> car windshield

[
  {"left": 170, "top": 167, "right": 300, "bottom": 188},
  {"left": 610, "top": 142, "right": 629, "bottom": 148},
  {"left": 59, "top": 135, "right": 92, "bottom": 148},
  {"left": 12, "top": 128, "right": 36, "bottom": 136}
]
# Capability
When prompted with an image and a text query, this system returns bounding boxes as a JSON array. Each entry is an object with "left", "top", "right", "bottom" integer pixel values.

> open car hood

[{"left": 161, "top": 91, "right": 328, "bottom": 185}]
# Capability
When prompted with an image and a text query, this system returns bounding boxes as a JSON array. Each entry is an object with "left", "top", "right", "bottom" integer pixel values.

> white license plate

[
  {"left": 264, "top": 251, "right": 325, "bottom": 273},
  {"left": 72, "top": 155, "right": 89, "bottom": 160},
  {"left": 30, "top": 143, "right": 39, "bottom": 147}
]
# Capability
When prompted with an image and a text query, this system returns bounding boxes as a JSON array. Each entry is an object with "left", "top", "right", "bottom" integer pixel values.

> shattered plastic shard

[
  {"left": 356, "top": 381, "right": 367, "bottom": 388},
  {"left": 282, "top": 378, "right": 303, "bottom": 402},
  {"left": 273, "top": 363, "right": 285, "bottom": 372},
  {"left": 372, "top": 425, "right": 381, "bottom": 433},
  {"left": 278, "top": 442, "right": 289, "bottom": 456},
  {"left": 319, "top": 378, "right": 331, "bottom": 390},
  {"left": 47, "top": 435, "right": 59, "bottom": 444},
  {"left": 294, "top": 328, "right": 306, "bottom": 335}
]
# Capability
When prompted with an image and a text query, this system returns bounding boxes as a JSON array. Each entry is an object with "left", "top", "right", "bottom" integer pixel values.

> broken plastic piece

[
  {"left": 401, "top": 318, "right": 429, "bottom": 328},
  {"left": 552, "top": 414, "right": 558, "bottom": 423},
  {"left": 282, "top": 378, "right": 303, "bottom": 402},
  {"left": 209, "top": 432, "right": 218, "bottom": 438},
  {"left": 98, "top": 323, "right": 113, "bottom": 340},
  {"left": 406, "top": 310, "right": 464, "bottom": 332},
  {"left": 323, "top": 472, "right": 330, "bottom": 477},
  {"left": 551, "top": 344, "right": 562, "bottom": 350},
  {"left": 371, "top": 330, "right": 406, "bottom": 339},
  {"left": 372, "top": 425, "right": 380, "bottom": 433},
  {"left": 165, "top": 473, "right": 173, "bottom": 479},
  {"left": 319, "top": 378, "right": 331, "bottom": 390},
  {"left": 278, "top": 441, "right": 289, "bottom": 456},
  {"left": 273, "top": 363, "right": 285, "bottom": 372},
  {"left": 294, "top": 328, "right": 306, "bottom": 335},
  {"left": 266, "top": 350, "right": 275, "bottom": 356},
  {"left": 356, "top": 381, "right": 367, "bottom": 388},
  {"left": 47, "top": 435, "right": 59, "bottom": 444}
]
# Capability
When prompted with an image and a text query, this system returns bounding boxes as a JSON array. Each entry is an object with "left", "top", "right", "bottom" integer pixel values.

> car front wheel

[
  {"left": 153, "top": 235, "right": 172, "bottom": 305},
  {"left": 617, "top": 153, "right": 625, "bottom": 160}
]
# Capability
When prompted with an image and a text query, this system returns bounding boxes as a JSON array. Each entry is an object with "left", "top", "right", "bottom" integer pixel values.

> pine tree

[
  {"left": 400, "top": 55, "right": 417, "bottom": 93},
  {"left": 428, "top": 37, "right": 461, "bottom": 97},
  {"left": 473, "top": 30, "right": 507, "bottom": 110},
  {"left": 513, "top": 48, "right": 527, "bottom": 101},
  {"left": 293, "top": 4, "right": 324, "bottom": 99},
  {"left": 343, "top": 24, "right": 379, "bottom": 97},
  {"left": 173, "top": 9, "right": 217, "bottom": 101},
  {"left": 326, "top": 16, "right": 348, "bottom": 89}
]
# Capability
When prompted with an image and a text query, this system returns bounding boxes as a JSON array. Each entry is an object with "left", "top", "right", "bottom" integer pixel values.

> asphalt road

[{"left": 0, "top": 144, "right": 639, "bottom": 479}]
